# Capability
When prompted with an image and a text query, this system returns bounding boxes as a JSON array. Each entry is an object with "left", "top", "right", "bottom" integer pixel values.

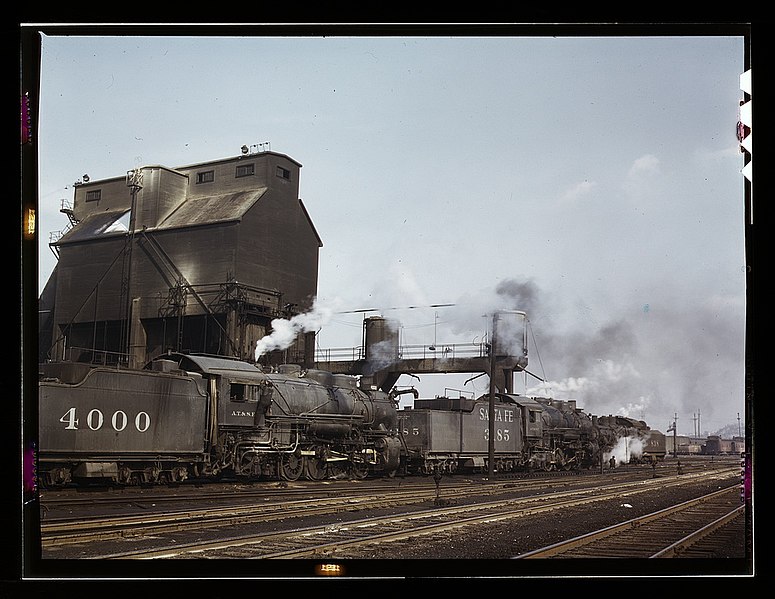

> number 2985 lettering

[{"left": 59, "top": 407, "right": 151, "bottom": 432}]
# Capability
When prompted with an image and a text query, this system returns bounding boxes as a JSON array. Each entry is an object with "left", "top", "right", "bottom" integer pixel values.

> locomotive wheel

[
  {"left": 278, "top": 453, "right": 303, "bottom": 481},
  {"left": 118, "top": 466, "right": 133, "bottom": 485},
  {"left": 350, "top": 462, "right": 369, "bottom": 480},
  {"left": 303, "top": 456, "right": 328, "bottom": 481}
]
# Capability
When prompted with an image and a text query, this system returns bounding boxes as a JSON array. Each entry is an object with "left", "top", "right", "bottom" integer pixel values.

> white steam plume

[
  {"left": 603, "top": 435, "right": 645, "bottom": 466},
  {"left": 254, "top": 298, "right": 337, "bottom": 361}
]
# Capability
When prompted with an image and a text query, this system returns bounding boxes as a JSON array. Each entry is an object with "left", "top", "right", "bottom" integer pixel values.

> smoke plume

[
  {"left": 383, "top": 275, "right": 744, "bottom": 434},
  {"left": 254, "top": 298, "right": 338, "bottom": 360}
]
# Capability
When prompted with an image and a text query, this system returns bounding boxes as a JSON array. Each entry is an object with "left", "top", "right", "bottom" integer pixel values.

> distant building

[{"left": 39, "top": 150, "right": 322, "bottom": 368}]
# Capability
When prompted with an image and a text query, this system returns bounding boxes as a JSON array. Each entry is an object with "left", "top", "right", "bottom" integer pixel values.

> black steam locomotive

[
  {"left": 38, "top": 353, "right": 401, "bottom": 485},
  {"left": 37, "top": 353, "right": 665, "bottom": 486},
  {"left": 399, "top": 395, "right": 666, "bottom": 475}
]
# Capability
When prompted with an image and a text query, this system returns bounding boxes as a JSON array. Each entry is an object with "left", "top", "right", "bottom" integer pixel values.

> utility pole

[
  {"left": 672, "top": 413, "right": 678, "bottom": 458},
  {"left": 487, "top": 315, "right": 497, "bottom": 480}
]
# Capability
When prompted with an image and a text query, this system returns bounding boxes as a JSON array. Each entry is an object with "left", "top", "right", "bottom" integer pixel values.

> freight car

[
  {"left": 702, "top": 435, "right": 745, "bottom": 455},
  {"left": 38, "top": 353, "right": 402, "bottom": 486},
  {"left": 398, "top": 395, "right": 665, "bottom": 474}
]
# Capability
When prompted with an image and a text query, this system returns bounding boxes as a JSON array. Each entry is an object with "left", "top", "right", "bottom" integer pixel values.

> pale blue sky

[{"left": 33, "top": 30, "right": 748, "bottom": 434}]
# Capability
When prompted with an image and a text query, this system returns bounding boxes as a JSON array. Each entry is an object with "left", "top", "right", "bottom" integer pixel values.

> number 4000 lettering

[{"left": 59, "top": 407, "right": 151, "bottom": 432}]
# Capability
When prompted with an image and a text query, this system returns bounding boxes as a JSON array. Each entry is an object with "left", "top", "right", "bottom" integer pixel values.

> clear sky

[{"left": 31, "top": 27, "right": 749, "bottom": 436}]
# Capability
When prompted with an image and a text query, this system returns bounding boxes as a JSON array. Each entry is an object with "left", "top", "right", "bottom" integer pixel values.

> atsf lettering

[{"left": 231, "top": 410, "right": 255, "bottom": 417}]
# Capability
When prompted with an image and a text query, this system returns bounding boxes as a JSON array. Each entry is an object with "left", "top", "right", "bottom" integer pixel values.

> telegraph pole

[
  {"left": 487, "top": 317, "right": 496, "bottom": 479},
  {"left": 673, "top": 413, "right": 678, "bottom": 458}
]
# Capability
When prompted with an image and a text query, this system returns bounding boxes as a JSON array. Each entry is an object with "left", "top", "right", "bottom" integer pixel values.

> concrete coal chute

[{"left": 39, "top": 150, "right": 321, "bottom": 369}]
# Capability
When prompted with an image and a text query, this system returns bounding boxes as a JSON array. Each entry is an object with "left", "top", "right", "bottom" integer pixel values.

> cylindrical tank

[
  {"left": 363, "top": 316, "right": 399, "bottom": 365},
  {"left": 492, "top": 310, "right": 527, "bottom": 357}
]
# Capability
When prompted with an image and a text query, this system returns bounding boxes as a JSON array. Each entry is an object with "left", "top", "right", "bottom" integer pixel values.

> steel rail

[
  {"left": 44, "top": 465, "right": 735, "bottom": 548},
  {"left": 101, "top": 468, "right": 738, "bottom": 559},
  {"left": 514, "top": 486, "right": 743, "bottom": 559},
  {"left": 650, "top": 503, "right": 746, "bottom": 558}
]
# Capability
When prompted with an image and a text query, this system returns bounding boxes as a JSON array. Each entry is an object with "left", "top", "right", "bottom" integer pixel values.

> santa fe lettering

[{"left": 478, "top": 407, "right": 514, "bottom": 422}]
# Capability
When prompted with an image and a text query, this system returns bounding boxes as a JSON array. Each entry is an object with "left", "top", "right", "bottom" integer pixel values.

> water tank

[
  {"left": 363, "top": 316, "right": 399, "bottom": 363},
  {"left": 492, "top": 310, "right": 527, "bottom": 357}
]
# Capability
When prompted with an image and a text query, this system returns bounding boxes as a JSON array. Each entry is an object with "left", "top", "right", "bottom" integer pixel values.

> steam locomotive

[
  {"left": 37, "top": 351, "right": 665, "bottom": 486},
  {"left": 399, "top": 395, "right": 666, "bottom": 475}
]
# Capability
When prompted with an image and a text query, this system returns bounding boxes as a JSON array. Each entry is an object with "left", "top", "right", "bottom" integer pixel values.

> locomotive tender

[{"left": 38, "top": 352, "right": 665, "bottom": 486}]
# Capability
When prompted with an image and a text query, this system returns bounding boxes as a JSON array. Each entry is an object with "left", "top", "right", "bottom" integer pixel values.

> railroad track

[
  {"left": 514, "top": 486, "right": 745, "bottom": 559},
  {"left": 42, "top": 463, "right": 734, "bottom": 552},
  {"left": 41, "top": 488, "right": 438, "bottom": 548},
  {"left": 41, "top": 477, "right": 541, "bottom": 548},
  {"left": 39, "top": 455, "right": 725, "bottom": 510},
  {"left": 93, "top": 467, "right": 737, "bottom": 559}
]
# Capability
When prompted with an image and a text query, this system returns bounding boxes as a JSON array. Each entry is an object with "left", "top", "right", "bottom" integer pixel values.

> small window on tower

[
  {"left": 85, "top": 190, "right": 102, "bottom": 202},
  {"left": 276, "top": 166, "right": 291, "bottom": 180},
  {"left": 236, "top": 163, "right": 255, "bottom": 178},
  {"left": 196, "top": 170, "right": 214, "bottom": 184}
]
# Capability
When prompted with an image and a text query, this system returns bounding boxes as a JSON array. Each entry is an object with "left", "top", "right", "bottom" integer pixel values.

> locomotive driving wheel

[
  {"left": 350, "top": 461, "right": 369, "bottom": 480},
  {"left": 303, "top": 455, "right": 328, "bottom": 481},
  {"left": 277, "top": 453, "right": 304, "bottom": 481}
]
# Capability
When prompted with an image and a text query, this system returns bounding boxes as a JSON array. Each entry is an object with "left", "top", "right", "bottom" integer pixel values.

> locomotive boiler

[{"left": 38, "top": 353, "right": 402, "bottom": 486}]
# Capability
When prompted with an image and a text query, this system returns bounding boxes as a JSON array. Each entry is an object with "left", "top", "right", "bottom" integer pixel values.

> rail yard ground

[
  {"left": 349, "top": 468, "right": 749, "bottom": 559},
  {"left": 30, "top": 456, "right": 753, "bottom": 580}
]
